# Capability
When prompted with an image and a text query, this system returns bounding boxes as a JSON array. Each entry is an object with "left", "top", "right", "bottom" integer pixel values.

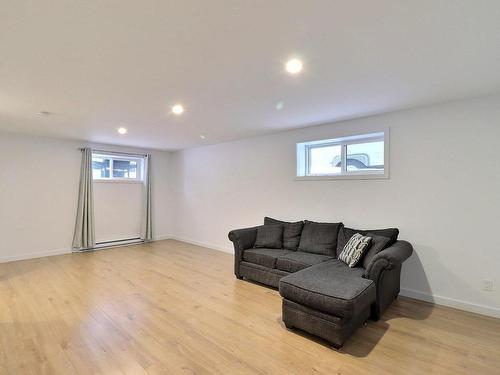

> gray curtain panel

[
  {"left": 72, "top": 147, "right": 95, "bottom": 250},
  {"left": 141, "top": 154, "right": 153, "bottom": 241}
]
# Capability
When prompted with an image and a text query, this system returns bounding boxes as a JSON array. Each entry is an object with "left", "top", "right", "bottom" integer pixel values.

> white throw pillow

[{"left": 339, "top": 233, "right": 372, "bottom": 267}]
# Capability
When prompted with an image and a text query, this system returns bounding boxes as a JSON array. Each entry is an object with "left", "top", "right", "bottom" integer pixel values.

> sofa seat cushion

[
  {"left": 243, "top": 248, "right": 292, "bottom": 269},
  {"left": 279, "top": 260, "right": 375, "bottom": 318},
  {"left": 276, "top": 252, "right": 333, "bottom": 273}
]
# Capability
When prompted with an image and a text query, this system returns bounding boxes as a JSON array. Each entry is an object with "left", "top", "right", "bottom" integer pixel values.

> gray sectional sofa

[{"left": 228, "top": 217, "right": 413, "bottom": 348}]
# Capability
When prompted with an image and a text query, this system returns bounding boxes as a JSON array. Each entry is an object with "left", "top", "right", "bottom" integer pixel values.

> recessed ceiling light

[
  {"left": 36, "top": 111, "right": 51, "bottom": 116},
  {"left": 200, "top": 135, "right": 206, "bottom": 140},
  {"left": 117, "top": 127, "right": 128, "bottom": 135},
  {"left": 172, "top": 104, "right": 184, "bottom": 115},
  {"left": 276, "top": 101, "right": 285, "bottom": 111},
  {"left": 285, "top": 58, "right": 303, "bottom": 74}
]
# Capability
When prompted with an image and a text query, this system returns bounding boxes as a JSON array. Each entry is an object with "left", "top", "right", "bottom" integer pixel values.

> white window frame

[
  {"left": 92, "top": 152, "right": 145, "bottom": 183},
  {"left": 296, "top": 130, "right": 389, "bottom": 180}
]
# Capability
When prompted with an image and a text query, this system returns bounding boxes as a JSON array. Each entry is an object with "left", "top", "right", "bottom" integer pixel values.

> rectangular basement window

[
  {"left": 296, "top": 131, "right": 389, "bottom": 180},
  {"left": 92, "top": 152, "right": 145, "bottom": 182}
]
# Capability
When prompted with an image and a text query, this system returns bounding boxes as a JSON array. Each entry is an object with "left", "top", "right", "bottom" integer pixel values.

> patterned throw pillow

[{"left": 339, "top": 233, "right": 372, "bottom": 267}]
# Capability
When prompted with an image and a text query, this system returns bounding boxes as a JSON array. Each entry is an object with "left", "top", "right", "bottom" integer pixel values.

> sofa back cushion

[
  {"left": 336, "top": 226, "right": 399, "bottom": 258},
  {"left": 264, "top": 217, "right": 304, "bottom": 251},
  {"left": 298, "top": 220, "right": 342, "bottom": 256},
  {"left": 254, "top": 224, "right": 283, "bottom": 249},
  {"left": 360, "top": 233, "right": 392, "bottom": 269}
]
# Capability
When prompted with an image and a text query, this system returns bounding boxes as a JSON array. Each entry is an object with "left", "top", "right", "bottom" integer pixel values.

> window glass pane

[
  {"left": 308, "top": 145, "right": 342, "bottom": 175},
  {"left": 346, "top": 141, "right": 384, "bottom": 171},
  {"left": 112, "top": 159, "right": 138, "bottom": 178},
  {"left": 92, "top": 157, "right": 110, "bottom": 179}
]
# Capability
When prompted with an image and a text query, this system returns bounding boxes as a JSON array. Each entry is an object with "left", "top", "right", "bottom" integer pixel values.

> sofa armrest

[
  {"left": 364, "top": 240, "right": 413, "bottom": 281},
  {"left": 228, "top": 226, "right": 258, "bottom": 250},
  {"left": 228, "top": 226, "right": 258, "bottom": 278}
]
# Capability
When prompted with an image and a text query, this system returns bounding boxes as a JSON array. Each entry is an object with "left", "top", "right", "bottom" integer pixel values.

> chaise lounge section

[
  {"left": 228, "top": 217, "right": 413, "bottom": 348},
  {"left": 280, "top": 260, "right": 375, "bottom": 348}
]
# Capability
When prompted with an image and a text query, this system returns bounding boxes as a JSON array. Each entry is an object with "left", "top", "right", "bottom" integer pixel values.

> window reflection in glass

[
  {"left": 92, "top": 157, "right": 111, "bottom": 179},
  {"left": 346, "top": 141, "right": 384, "bottom": 171},
  {"left": 308, "top": 145, "right": 342, "bottom": 175}
]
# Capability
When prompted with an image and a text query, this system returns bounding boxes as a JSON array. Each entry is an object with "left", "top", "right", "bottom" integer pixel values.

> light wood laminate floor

[{"left": 0, "top": 240, "right": 499, "bottom": 374}]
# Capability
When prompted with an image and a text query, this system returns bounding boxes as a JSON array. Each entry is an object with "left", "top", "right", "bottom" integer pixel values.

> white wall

[
  {"left": 169, "top": 94, "right": 500, "bottom": 318},
  {"left": 0, "top": 133, "right": 173, "bottom": 261}
]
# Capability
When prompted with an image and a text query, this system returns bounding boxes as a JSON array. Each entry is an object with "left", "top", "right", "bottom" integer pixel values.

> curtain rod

[{"left": 79, "top": 148, "right": 148, "bottom": 157}]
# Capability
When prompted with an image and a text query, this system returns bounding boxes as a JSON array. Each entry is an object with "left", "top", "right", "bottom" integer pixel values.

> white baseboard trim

[
  {"left": 167, "top": 235, "right": 233, "bottom": 254},
  {"left": 0, "top": 248, "right": 72, "bottom": 264},
  {"left": 154, "top": 234, "right": 173, "bottom": 241},
  {"left": 400, "top": 288, "right": 500, "bottom": 319}
]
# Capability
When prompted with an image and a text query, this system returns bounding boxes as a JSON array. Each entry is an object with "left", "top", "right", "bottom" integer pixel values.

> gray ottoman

[{"left": 279, "top": 260, "right": 376, "bottom": 349}]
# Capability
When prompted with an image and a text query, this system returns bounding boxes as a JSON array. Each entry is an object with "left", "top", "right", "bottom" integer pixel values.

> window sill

[
  {"left": 93, "top": 179, "right": 144, "bottom": 184},
  {"left": 295, "top": 173, "right": 388, "bottom": 181}
]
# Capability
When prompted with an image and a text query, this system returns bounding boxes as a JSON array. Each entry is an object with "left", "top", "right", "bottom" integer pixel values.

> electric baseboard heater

[{"left": 94, "top": 237, "right": 143, "bottom": 249}]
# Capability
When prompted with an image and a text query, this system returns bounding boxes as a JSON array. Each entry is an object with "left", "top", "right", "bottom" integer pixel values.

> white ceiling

[{"left": 1, "top": 1, "right": 499, "bottom": 150}]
